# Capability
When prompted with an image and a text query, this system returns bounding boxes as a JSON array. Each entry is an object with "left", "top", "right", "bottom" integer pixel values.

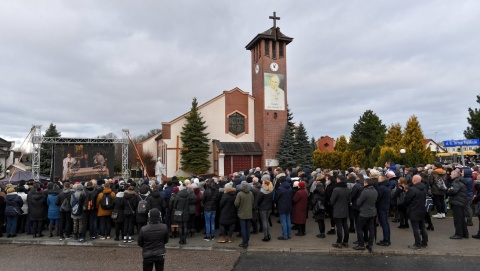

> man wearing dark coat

[
  {"left": 138, "top": 208, "right": 169, "bottom": 271},
  {"left": 447, "top": 170, "right": 469, "bottom": 239},
  {"left": 353, "top": 178, "right": 378, "bottom": 252},
  {"left": 330, "top": 175, "right": 351, "bottom": 248},
  {"left": 376, "top": 174, "right": 391, "bottom": 246},
  {"left": 403, "top": 175, "right": 428, "bottom": 249}
]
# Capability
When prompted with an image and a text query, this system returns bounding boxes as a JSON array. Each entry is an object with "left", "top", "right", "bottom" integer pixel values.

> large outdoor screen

[{"left": 53, "top": 144, "right": 115, "bottom": 182}]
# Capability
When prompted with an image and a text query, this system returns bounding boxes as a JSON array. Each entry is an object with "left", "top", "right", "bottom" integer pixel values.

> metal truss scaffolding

[{"left": 30, "top": 125, "right": 130, "bottom": 182}]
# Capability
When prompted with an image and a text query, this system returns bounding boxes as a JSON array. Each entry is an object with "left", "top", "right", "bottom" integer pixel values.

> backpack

[
  {"left": 425, "top": 196, "right": 434, "bottom": 212},
  {"left": 437, "top": 176, "right": 447, "bottom": 191},
  {"left": 71, "top": 193, "right": 82, "bottom": 216},
  {"left": 137, "top": 195, "right": 148, "bottom": 214},
  {"left": 60, "top": 196, "right": 71, "bottom": 212},
  {"left": 101, "top": 193, "right": 114, "bottom": 210},
  {"left": 85, "top": 192, "right": 95, "bottom": 211}
]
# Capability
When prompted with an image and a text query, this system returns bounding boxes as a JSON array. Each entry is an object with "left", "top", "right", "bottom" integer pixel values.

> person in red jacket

[{"left": 292, "top": 181, "right": 309, "bottom": 236}]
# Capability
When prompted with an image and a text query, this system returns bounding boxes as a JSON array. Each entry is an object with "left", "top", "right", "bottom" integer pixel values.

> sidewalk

[{"left": 1, "top": 216, "right": 479, "bottom": 257}]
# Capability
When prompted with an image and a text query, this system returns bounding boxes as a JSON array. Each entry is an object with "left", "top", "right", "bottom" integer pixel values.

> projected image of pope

[
  {"left": 93, "top": 151, "right": 105, "bottom": 167},
  {"left": 264, "top": 74, "right": 285, "bottom": 110},
  {"left": 62, "top": 152, "right": 76, "bottom": 181}
]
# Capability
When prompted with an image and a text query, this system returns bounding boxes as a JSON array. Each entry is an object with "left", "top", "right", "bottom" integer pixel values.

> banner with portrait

[{"left": 264, "top": 73, "right": 285, "bottom": 110}]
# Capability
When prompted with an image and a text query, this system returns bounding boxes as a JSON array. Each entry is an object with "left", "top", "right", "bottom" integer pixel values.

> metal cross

[{"left": 269, "top": 11, "right": 280, "bottom": 41}]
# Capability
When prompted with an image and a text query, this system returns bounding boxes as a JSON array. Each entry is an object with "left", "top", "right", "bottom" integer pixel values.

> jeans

[
  {"left": 433, "top": 195, "right": 446, "bottom": 214},
  {"left": 204, "top": 211, "right": 216, "bottom": 236},
  {"left": 143, "top": 255, "right": 165, "bottom": 271},
  {"left": 259, "top": 210, "right": 271, "bottom": 238},
  {"left": 99, "top": 216, "right": 112, "bottom": 237},
  {"left": 279, "top": 213, "right": 291, "bottom": 238},
  {"left": 239, "top": 219, "right": 251, "bottom": 245},
  {"left": 356, "top": 216, "right": 375, "bottom": 247},
  {"left": 410, "top": 219, "right": 428, "bottom": 247},
  {"left": 49, "top": 218, "right": 59, "bottom": 227},
  {"left": 6, "top": 215, "right": 18, "bottom": 235},
  {"left": 377, "top": 209, "right": 390, "bottom": 242},
  {"left": 334, "top": 217, "right": 349, "bottom": 244}
]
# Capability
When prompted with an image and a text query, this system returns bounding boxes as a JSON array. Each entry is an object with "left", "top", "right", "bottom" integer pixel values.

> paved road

[
  {"left": 234, "top": 252, "right": 480, "bottom": 271},
  {"left": 0, "top": 244, "right": 241, "bottom": 271}
]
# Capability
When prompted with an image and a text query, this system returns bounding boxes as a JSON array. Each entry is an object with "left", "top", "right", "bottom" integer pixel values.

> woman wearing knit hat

[{"left": 257, "top": 179, "right": 273, "bottom": 241}]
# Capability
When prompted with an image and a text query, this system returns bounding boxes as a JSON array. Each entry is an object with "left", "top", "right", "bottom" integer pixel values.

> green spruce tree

[
  {"left": 349, "top": 110, "right": 386, "bottom": 167},
  {"left": 464, "top": 95, "right": 480, "bottom": 139},
  {"left": 40, "top": 123, "right": 61, "bottom": 177},
  {"left": 180, "top": 98, "right": 211, "bottom": 174},
  {"left": 277, "top": 124, "right": 296, "bottom": 169},
  {"left": 310, "top": 136, "right": 317, "bottom": 152},
  {"left": 294, "top": 122, "right": 312, "bottom": 169}
]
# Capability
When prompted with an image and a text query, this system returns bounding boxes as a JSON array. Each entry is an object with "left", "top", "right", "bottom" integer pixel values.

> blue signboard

[{"left": 443, "top": 139, "right": 480, "bottom": 147}]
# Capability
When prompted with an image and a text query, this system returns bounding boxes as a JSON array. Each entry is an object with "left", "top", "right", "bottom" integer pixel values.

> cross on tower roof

[{"left": 269, "top": 11, "right": 280, "bottom": 41}]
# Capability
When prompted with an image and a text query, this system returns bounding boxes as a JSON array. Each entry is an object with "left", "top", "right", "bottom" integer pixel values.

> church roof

[
  {"left": 245, "top": 27, "right": 293, "bottom": 50},
  {"left": 163, "top": 87, "right": 253, "bottom": 126},
  {"left": 215, "top": 141, "right": 263, "bottom": 155}
]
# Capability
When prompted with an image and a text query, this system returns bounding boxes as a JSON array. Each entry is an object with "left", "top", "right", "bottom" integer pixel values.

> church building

[{"left": 157, "top": 13, "right": 293, "bottom": 178}]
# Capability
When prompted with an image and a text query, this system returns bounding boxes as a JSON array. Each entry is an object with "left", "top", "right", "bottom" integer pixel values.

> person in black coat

[
  {"left": 256, "top": 179, "right": 274, "bottom": 242},
  {"left": 112, "top": 189, "right": 125, "bottom": 241},
  {"left": 403, "top": 175, "right": 428, "bottom": 249},
  {"left": 0, "top": 187, "right": 6, "bottom": 237},
  {"left": 324, "top": 174, "right": 336, "bottom": 235},
  {"left": 330, "top": 175, "right": 351, "bottom": 248},
  {"left": 5, "top": 187, "right": 24, "bottom": 237},
  {"left": 447, "top": 170, "right": 469, "bottom": 239},
  {"left": 375, "top": 175, "right": 391, "bottom": 246},
  {"left": 146, "top": 184, "right": 166, "bottom": 218},
  {"left": 201, "top": 180, "right": 220, "bottom": 240},
  {"left": 218, "top": 183, "right": 237, "bottom": 243},
  {"left": 29, "top": 188, "right": 47, "bottom": 238},
  {"left": 123, "top": 186, "right": 138, "bottom": 243},
  {"left": 138, "top": 208, "right": 169, "bottom": 271},
  {"left": 275, "top": 174, "right": 292, "bottom": 240},
  {"left": 311, "top": 181, "right": 326, "bottom": 238}
]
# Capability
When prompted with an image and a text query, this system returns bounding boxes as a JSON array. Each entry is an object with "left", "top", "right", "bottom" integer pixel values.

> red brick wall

[
  {"left": 225, "top": 90, "right": 249, "bottom": 135},
  {"left": 251, "top": 39, "right": 288, "bottom": 168},
  {"left": 317, "top": 136, "right": 335, "bottom": 152}
]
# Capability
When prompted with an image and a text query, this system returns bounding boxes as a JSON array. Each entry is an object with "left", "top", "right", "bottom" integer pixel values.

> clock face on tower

[
  {"left": 270, "top": 62, "right": 279, "bottom": 72},
  {"left": 255, "top": 64, "right": 259, "bottom": 74}
]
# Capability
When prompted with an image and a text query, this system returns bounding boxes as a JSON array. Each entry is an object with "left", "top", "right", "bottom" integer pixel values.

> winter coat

[
  {"left": 47, "top": 192, "right": 60, "bottom": 219},
  {"left": 463, "top": 168, "right": 474, "bottom": 198},
  {"left": 29, "top": 191, "right": 47, "bottom": 221},
  {"left": 136, "top": 191, "right": 150, "bottom": 224},
  {"left": 429, "top": 168, "right": 447, "bottom": 196},
  {"left": 71, "top": 185, "right": 86, "bottom": 219},
  {"left": 447, "top": 177, "right": 468, "bottom": 207},
  {"left": 169, "top": 194, "right": 178, "bottom": 226},
  {"left": 0, "top": 195, "right": 5, "bottom": 216},
  {"left": 312, "top": 183, "right": 326, "bottom": 221},
  {"left": 83, "top": 186, "right": 97, "bottom": 212},
  {"left": 112, "top": 191, "right": 125, "bottom": 223},
  {"left": 275, "top": 181, "right": 293, "bottom": 215},
  {"left": 147, "top": 190, "right": 166, "bottom": 215},
  {"left": 174, "top": 189, "right": 194, "bottom": 222},
  {"left": 403, "top": 182, "right": 427, "bottom": 221},
  {"left": 234, "top": 185, "right": 254, "bottom": 220},
  {"left": 330, "top": 182, "right": 351, "bottom": 219},
  {"left": 219, "top": 188, "right": 237, "bottom": 225},
  {"left": 55, "top": 188, "right": 72, "bottom": 212},
  {"left": 292, "top": 189, "right": 308, "bottom": 224},
  {"left": 5, "top": 192, "right": 23, "bottom": 217},
  {"left": 375, "top": 180, "right": 391, "bottom": 211},
  {"left": 138, "top": 222, "right": 169, "bottom": 258},
  {"left": 201, "top": 185, "right": 219, "bottom": 212},
  {"left": 356, "top": 185, "right": 378, "bottom": 218},
  {"left": 123, "top": 190, "right": 138, "bottom": 216},
  {"left": 256, "top": 188, "right": 273, "bottom": 212},
  {"left": 350, "top": 182, "right": 364, "bottom": 210},
  {"left": 96, "top": 187, "right": 116, "bottom": 217}
]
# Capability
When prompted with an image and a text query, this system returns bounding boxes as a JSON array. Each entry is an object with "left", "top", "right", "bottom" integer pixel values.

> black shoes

[
  {"left": 426, "top": 225, "right": 434, "bottom": 231},
  {"left": 295, "top": 232, "right": 306, "bottom": 236},
  {"left": 316, "top": 233, "right": 326, "bottom": 238},
  {"left": 408, "top": 245, "right": 422, "bottom": 250},
  {"left": 277, "top": 236, "right": 288, "bottom": 241},
  {"left": 332, "top": 243, "right": 342, "bottom": 248},
  {"left": 472, "top": 234, "right": 480, "bottom": 239},
  {"left": 353, "top": 245, "right": 365, "bottom": 251},
  {"left": 327, "top": 229, "right": 336, "bottom": 235},
  {"left": 262, "top": 235, "right": 271, "bottom": 242},
  {"left": 238, "top": 243, "right": 248, "bottom": 248},
  {"left": 377, "top": 240, "right": 391, "bottom": 246},
  {"left": 449, "top": 235, "right": 463, "bottom": 239}
]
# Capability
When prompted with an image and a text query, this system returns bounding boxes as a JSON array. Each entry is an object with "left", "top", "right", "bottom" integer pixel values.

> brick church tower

[{"left": 245, "top": 12, "right": 293, "bottom": 168}]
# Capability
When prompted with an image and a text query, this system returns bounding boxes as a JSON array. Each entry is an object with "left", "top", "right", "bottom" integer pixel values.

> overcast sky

[{"left": 1, "top": 0, "right": 479, "bottom": 149}]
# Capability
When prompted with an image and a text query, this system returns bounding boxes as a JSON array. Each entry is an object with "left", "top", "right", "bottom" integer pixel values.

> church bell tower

[{"left": 245, "top": 12, "right": 293, "bottom": 169}]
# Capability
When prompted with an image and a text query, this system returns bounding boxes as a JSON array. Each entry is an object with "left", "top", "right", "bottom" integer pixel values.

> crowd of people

[{"left": 0, "top": 162, "right": 479, "bottom": 252}]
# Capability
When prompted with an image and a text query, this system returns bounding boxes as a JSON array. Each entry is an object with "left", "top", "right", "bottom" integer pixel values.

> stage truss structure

[{"left": 31, "top": 125, "right": 130, "bottom": 182}]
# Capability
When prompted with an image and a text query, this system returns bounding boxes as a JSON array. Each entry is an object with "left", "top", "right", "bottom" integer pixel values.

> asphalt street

[
  {"left": 3, "top": 244, "right": 480, "bottom": 271},
  {"left": 233, "top": 252, "right": 480, "bottom": 271},
  {"left": 0, "top": 244, "right": 240, "bottom": 271}
]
